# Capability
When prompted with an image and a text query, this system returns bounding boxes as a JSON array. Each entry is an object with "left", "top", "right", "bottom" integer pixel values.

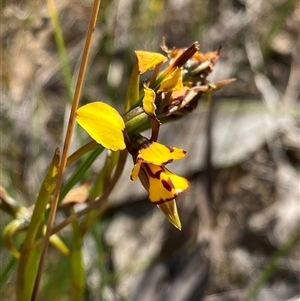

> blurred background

[{"left": 1, "top": 0, "right": 299, "bottom": 300}]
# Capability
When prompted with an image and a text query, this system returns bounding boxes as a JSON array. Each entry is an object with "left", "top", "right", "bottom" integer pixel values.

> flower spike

[{"left": 74, "top": 41, "right": 234, "bottom": 230}]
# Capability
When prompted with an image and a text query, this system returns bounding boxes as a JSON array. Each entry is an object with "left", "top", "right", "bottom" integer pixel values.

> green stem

[
  {"left": 81, "top": 150, "right": 127, "bottom": 235},
  {"left": 70, "top": 208, "right": 85, "bottom": 301},
  {"left": 60, "top": 146, "right": 104, "bottom": 202},
  {"left": 32, "top": 1, "right": 102, "bottom": 299},
  {"left": 30, "top": 149, "right": 128, "bottom": 251},
  {"left": 66, "top": 140, "right": 99, "bottom": 167},
  {"left": 16, "top": 149, "right": 60, "bottom": 301}
]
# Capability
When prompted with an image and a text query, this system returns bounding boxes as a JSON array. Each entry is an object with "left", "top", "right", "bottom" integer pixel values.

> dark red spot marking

[
  {"left": 151, "top": 198, "right": 175, "bottom": 204},
  {"left": 144, "top": 164, "right": 162, "bottom": 179},
  {"left": 163, "top": 159, "right": 173, "bottom": 165},
  {"left": 162, "top": 178, "right": 174, "bottom": 192},
  {"left": 154, "top": 170, "right": 163, "bottom": 179}
]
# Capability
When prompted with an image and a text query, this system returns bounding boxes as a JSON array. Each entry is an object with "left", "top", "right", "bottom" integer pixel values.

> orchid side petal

[
  {"left": 138, "top": 142, "right": 186, "bottom": 165},
  {"left": 76, "top": 102, "right": 125, "bottom": 151}
]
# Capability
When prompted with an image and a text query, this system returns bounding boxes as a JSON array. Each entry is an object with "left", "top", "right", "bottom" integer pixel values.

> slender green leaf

[
  {"left": 70, "top": 210, "right": 85, "bottom": 301},
  {"left": 47, "top": 0, "right": 73, "bottom": 102},
  {"left": 60, "top": 146, "right": 104, "bottom": 202},
  {"left": 16, "top": 149, "right": 60, "bottom": 301}
]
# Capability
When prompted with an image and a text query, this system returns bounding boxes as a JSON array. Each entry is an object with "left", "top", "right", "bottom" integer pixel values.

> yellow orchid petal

[
  {"left": 135, "top": 51, "right": 167, "bottom": 74},
  {"left": 137, "top": 142, "right": 186, "bottom": 165},
  {"left": 157, "top": 200, "right": 181, "bottom": 230},
  {"left": 158, "top": 67, "right": 183, "bottom": 93},
  {"left": 130, "top": 162, "right": 142, "bottom": 181},
  {"left": 142, "top": 164, "right": 190, "bottom": 204},
  {"left": 142, "top": 86, "right": 156, "bottom": 116},
  {"left": 76, "top": 102, "right": 125, "bottom": 151}
]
